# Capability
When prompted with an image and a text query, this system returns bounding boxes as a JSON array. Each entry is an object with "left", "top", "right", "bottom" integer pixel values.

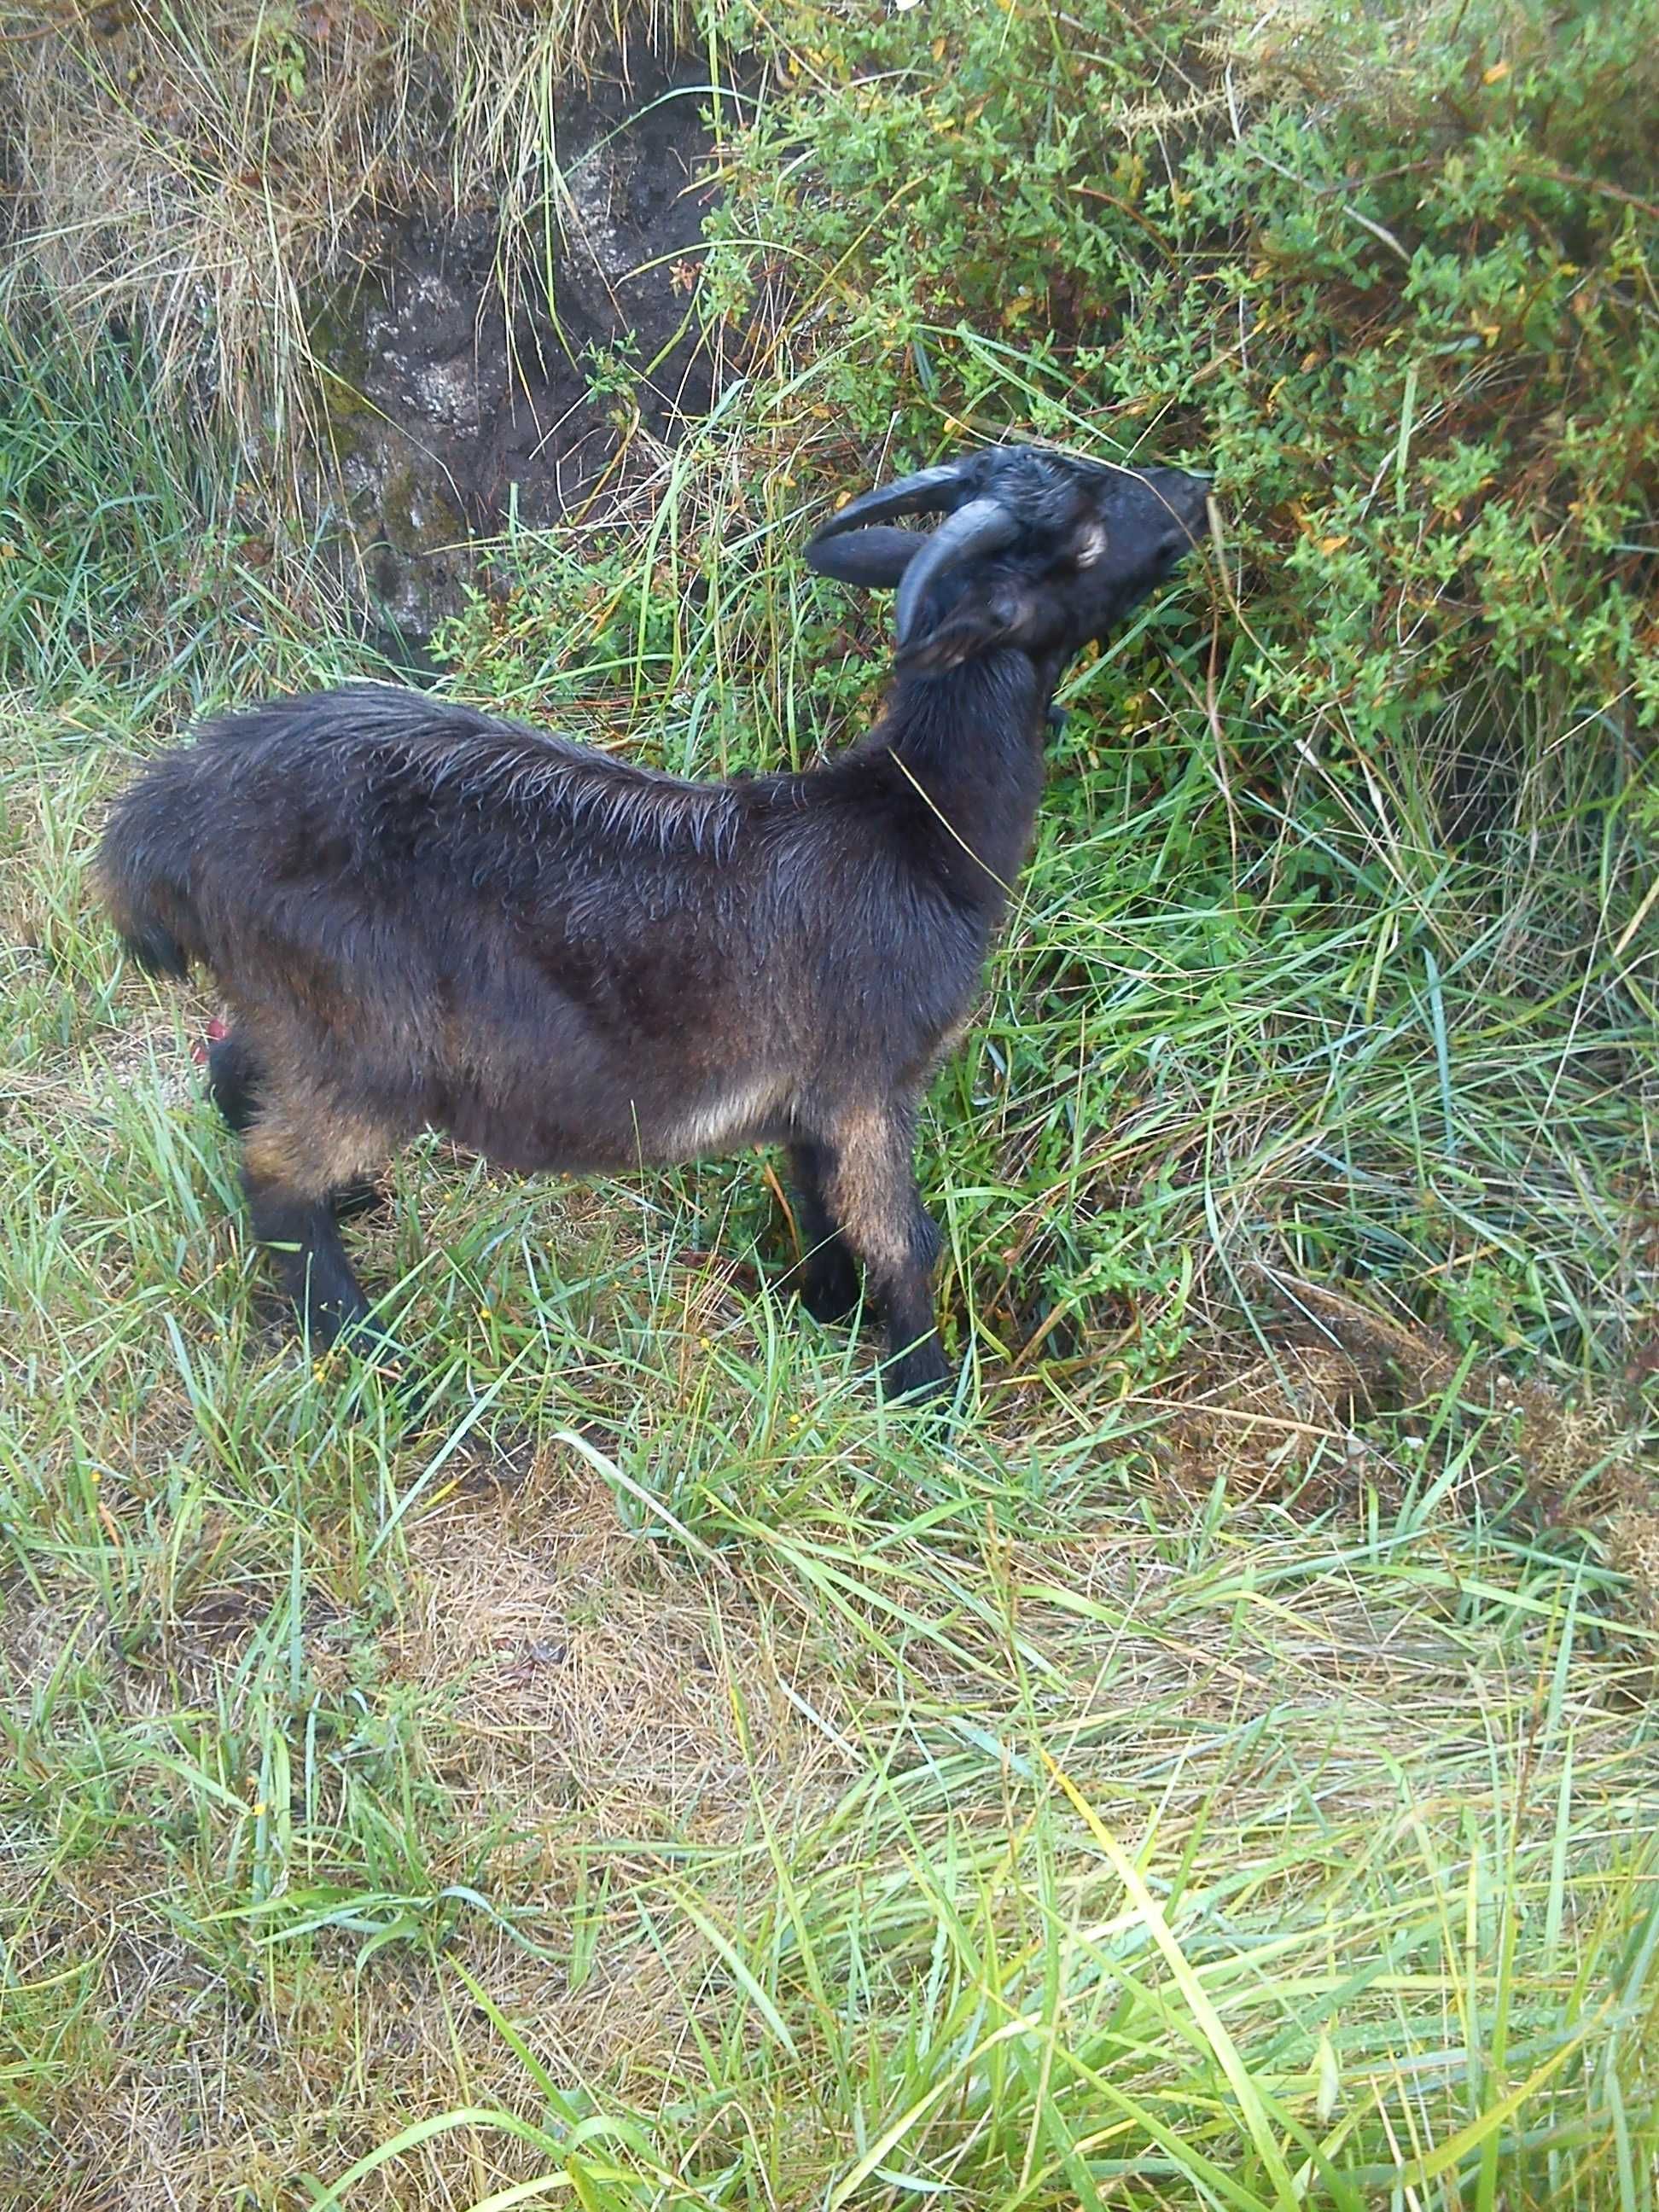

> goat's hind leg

[
  {"left": 241, "top": 1099, "right": 400, "bottom": 1376},
  {"left": 209, "top": 1027, "right": 384, "bottom": 1220},
  {"left": 206, "top": 1027, "right": 262, "bottom": 1136}
]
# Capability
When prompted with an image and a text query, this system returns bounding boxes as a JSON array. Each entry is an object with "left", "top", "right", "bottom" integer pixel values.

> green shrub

[{"left": 705, "top": 0, "right": 1658, "bottom": 731}]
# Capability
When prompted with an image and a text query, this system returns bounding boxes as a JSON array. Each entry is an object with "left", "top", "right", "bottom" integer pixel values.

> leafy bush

[{"left": 707, "top": 0, "right": 1657, "bottom": 731}]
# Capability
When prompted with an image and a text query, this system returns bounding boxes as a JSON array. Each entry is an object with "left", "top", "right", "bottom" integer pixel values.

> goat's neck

[{"left": 879, "top": 649, "right": 1059, "bottom": 913}]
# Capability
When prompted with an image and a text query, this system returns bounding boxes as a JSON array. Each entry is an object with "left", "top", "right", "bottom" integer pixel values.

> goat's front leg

[{"left": 819, "top": 1109, "right": 952, "bottom": 1400}]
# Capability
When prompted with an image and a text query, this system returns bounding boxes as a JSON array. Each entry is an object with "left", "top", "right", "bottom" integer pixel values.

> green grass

[{"left": 3, "top": 0, "right": 1657, "bottom": 2203}]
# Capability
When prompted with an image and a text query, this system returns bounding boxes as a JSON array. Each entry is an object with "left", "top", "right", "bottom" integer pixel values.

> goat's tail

[{"left": 95, "top": 769, "right": 208, "bottom": 983}]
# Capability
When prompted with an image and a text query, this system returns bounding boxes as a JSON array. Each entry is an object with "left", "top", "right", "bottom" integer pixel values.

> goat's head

[{"left": 806, "top": 444, "right": 1211, "bottom": 673}]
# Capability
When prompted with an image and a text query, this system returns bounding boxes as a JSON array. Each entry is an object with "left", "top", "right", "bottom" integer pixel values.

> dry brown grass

[
  {"left": 1147, "top": 1272, "right": 1656, "bottom": 1565},
  {"left": 394, "top": 1462, "right": 859, "bottom": 1839},
  {"left": 1, "top": 0, "right": 694, "bottom": 463}
]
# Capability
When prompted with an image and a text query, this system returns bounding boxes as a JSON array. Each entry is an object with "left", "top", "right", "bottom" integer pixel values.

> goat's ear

[
  {"left": 804, "top": 525, "right": 924, "bottom": 591},
  {"left": 899, "top": 586, "right": 1040, "bottom": 672}
]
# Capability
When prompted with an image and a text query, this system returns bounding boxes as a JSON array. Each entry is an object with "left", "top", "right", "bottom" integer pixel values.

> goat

[{"left": 96, "top": 443, "right": 1210, "bottom": 1400}]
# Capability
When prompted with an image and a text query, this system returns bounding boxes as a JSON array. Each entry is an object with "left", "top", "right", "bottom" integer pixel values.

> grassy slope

[{"left": 3, "top": 2, "right": 1658, "bottom": 2207}]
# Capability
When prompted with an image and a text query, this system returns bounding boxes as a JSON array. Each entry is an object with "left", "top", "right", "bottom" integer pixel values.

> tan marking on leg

[
  {"left": 823, "top": 1108, "right": 915, "bottom": 1278},
  {"left": 242, "top": 1093, "right": 395, "bottom": 1199}
]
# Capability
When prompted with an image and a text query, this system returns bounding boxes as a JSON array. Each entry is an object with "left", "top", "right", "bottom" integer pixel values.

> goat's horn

[
  {"left": 809, "top": 459, "right": 975, "bottom": 542},
  {"left": 894, "top": 497, "right": 1020, "bottom": 645}
]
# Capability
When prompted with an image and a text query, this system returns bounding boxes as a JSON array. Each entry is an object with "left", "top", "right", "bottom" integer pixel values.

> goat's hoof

[
  {"left": 795, "top": 1254, "right": 862, "bottom": 1324},
  {"left": 312, "top": 1318, "right": 408, "bottom": 1396},
  {"left": 881, "top": 1343, "right": 955, "bottom": 1406}
]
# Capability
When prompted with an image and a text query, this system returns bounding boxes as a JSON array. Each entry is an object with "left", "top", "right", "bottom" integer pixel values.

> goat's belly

[
  {"left": 441, "top": 1078, "right": 788, "bottom": 1178},
  {"left": 650, "top": 1076, "right": 789, "bottom": 1163},
  {"left": 434, "top": 1086, "right": 628, "bottom": 1177}
]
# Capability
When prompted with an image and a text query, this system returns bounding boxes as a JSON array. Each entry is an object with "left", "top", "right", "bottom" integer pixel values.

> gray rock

[{"left": 307, "top": 59, "right": 716, "bottom": 641}]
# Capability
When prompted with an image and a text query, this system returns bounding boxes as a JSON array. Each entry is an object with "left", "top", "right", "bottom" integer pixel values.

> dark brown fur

[{"left": 96, "top": 446, "right": 1209, "bottom": 1398}]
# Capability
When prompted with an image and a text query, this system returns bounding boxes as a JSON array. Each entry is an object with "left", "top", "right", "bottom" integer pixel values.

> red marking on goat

[{"left": 190, "top": 1015, "right": 230, "bottom": 1068}]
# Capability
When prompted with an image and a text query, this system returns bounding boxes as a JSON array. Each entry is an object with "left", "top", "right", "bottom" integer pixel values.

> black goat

[{"left": 96, "top": 444, "right": 1210, "bottom": 1399}]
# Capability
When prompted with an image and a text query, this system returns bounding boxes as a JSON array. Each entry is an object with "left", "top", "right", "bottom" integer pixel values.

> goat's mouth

[{"left": 1166, "top": 525, "right": 1207, "bottom": 572}]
